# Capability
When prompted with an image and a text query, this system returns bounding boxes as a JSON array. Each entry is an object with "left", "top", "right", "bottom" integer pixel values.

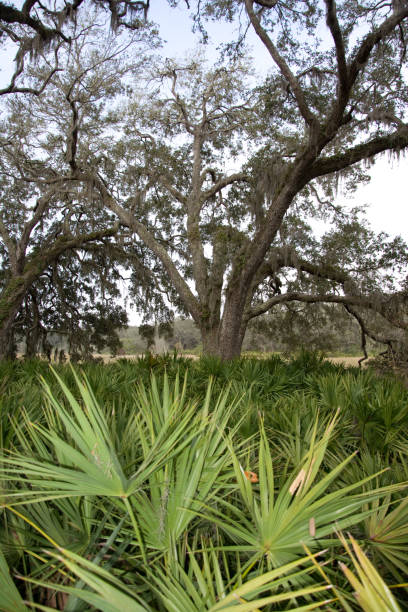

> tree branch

[
  {"left": 202, "top": 172, "right": 249, "bottom": 201},
  {"left": 93, "top": 174, "right": 201, "bottom": 322},
  {"left": 155, "top": 173, "right": 187, "bottom": 205},
  {"left": 244, "top": 0, "right": 318, "bottom": 128},
  {"left": 18, "top": 186, "right": 62, "bottom": 266},
  {"left": 0, "top": 219, "right": 17, "bottom": 271},
  {"left": 0, "top": 63, "right": 61, "bottom": 96},
  {"left": 308, "top": 128, "right": 408, "bottom": 180},
  {"left": 245, "top": 291, "right": 407, "bottom": 325},
  {"left": 343, "top": 303, "right": 393, "bottom": 366},
  {"left": 30, "top": 224, "right": 120, "bottom": 273},
  {"left": 324, "top": 0, "right": 348, "bottom": 96},
  {"left": 0, "top": 1, "right": 62, "bottom": 41},
  {"left": 169, "top": 69, "right": 194, "bottom": 135},
  {"left": 348, "top": 5, "right": 408, "bottom": 90}
]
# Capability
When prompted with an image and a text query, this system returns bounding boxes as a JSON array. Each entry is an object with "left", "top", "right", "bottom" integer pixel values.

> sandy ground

[
  {"left": 91, "top": 353, "right": 368, "bottom": 366},
  {"left": 326, "top": 356, "right": 370, "bottom": 367}
]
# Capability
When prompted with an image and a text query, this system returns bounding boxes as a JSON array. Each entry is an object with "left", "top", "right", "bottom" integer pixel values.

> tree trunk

[
  {"left": 218, "top": 295, "right": 247, "bottom": 361},
  {"left": 219, "top": 323, "right": 246, "bottom": 361},
  {"left": 201, "top": 326, "right": 221, "bottom": 357},
  {"left": 25, "top": 324, "right": 41, "bottom": 358},
  {"left": 0, "top": 307, "right": 19, "bottom": 360},
  {"left": 0, "top": 276, "right": 30, "bottom": 360}
]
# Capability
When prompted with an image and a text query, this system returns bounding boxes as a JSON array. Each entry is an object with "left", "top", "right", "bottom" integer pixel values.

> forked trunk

[{"left": 200, "top": 294, "right": 247, "bottom": 360}]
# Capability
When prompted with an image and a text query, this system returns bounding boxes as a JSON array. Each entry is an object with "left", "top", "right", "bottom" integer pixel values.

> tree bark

[
  {"left": 0, "top": 324, "right": 16, "bottom": 360},
  {"left": 218, "top": 294, "right": 247, "bottom": 361},
  {"left": 201, "top": 325, "right": 221, "bottom": 357},
  {"left": 25, "top": 293, "right": 42, "bottom": 358},
  {"left": 0, "top": 281, "right": 27, "bottom": 360}
]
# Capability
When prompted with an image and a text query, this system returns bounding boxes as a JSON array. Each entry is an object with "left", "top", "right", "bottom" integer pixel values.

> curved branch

[
  {"left": 245, "top": 291, "right": 407, "bottom": 326},
  {"left": 343, "top": 303, "right": 393, "bottom": 366},
  {"left": 0, "top": 64, "right": 61, "bottom": 96},
  {"left": 202, "top": 172, "right": 249, "bottom": 201},
  {"left": 155, "top": 173, "right": 187, "bottom": 205}
]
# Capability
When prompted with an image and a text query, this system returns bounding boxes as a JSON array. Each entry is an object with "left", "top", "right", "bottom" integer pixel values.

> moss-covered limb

[
  {"left": 308, "top": 130, "right": 408, "bottom": 180},
  {"left": 244, "top": 291, "right": 408, "bottom": 329},
  {"left": 23, "top": 225, "right": 119, "bottom": 277},
  {"left": 255, "top": 249, "right": 351, "bottom": 289},
  {"left": 0, "top": 225, "right": 119, "bottom": 359},
  {"left": 0, "top": 1, "right": 57, "bottom": 40},
  {"left": 97, "top": 178, "right": 201, "bottom": 323}
]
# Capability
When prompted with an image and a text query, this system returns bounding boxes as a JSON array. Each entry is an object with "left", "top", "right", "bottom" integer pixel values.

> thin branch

[
  {"left": 0, "top": 63, "right": 61, "bottom": 96},
  {"left": 309, "top": 183, "right": 346, "bottom": 216},
  {"left": 154, "top": 173, "right": 187, "bottom": 205},
  {"left": 168, "top": 69, "right": 194, "bottom": 135}
]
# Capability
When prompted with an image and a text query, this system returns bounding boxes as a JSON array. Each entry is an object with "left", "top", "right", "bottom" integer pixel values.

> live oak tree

[
  {"left": 0, "top": 117, "right": 121, "bottom": 359},
  {"left": 3, "top": 1, "right": 408, "bottom": 360},
  {"left": 93, "top": 56, "right": 258, "bottom": 354},
  {"left": 0, "top": 19, "right": 155, "bottom": 359},
  {"left": 92, "top": 0, "right": 408, "bottom": 359},
  {"left": 183, "top": 0, "right": 408, "bottom": 359},
  {"left": 0, "top": 0, "right": 150, "bottom": 96},
  {"left": 17, "top": 246, "right": 129, "bottom": 361}
]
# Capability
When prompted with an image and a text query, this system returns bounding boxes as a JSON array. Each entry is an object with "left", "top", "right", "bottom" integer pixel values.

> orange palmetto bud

[{"left": 244, "top": 470, "right": 259, "bottom": 483}]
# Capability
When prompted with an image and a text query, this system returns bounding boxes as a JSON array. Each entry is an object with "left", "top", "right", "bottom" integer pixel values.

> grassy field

[{"left": 0, "top": 352, "right": 407, "bottom": 611}]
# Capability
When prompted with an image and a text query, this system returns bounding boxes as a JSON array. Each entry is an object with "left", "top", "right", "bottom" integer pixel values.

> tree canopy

[{"left": 2, "top": 0, "right": 408, "bottom": 359}]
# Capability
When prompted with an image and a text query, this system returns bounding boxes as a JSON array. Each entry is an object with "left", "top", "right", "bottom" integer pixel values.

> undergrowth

[{"left": 0, "top": 352, "right": 407, "bottom": 611}]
